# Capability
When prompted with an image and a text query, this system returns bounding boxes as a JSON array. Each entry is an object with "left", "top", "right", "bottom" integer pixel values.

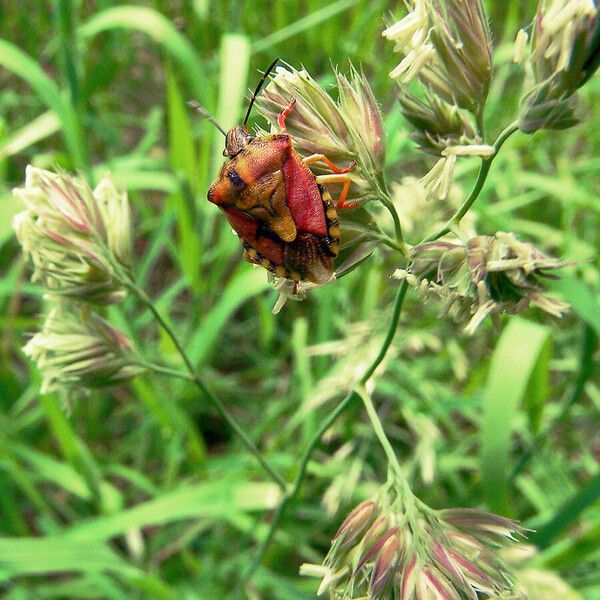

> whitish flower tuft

[
  {"left": 302, "top": 487, "right": 525, "bottom": 599},
  {"left": 384, "top": 0, "right": 492, "bottom": 154},
  {"left": 268, "top": 273, "right": 324, "bottom": 315},
  {"left": 514, "top": 29, "right": 530, "bottom": 64},
  {"left": 419, "top": 155, "right": 457, "bottom": 201},
  {"left": 417, "top": 145, "right": 495, "bottom": 202},
  {"left": 395, "top": 232, "right": 570, "bottom": 333},
  {"left": 13, "top": 166, "right": 133, "bottom": 304},
  {"left": 23, "top": 304, "right": 144, "bottom": 394},
  {"left": 520, "top": 0, "right": 600, "bottom": 132},
  {"left": 256, "top": 64, "right": 386, "bottom": 204}
]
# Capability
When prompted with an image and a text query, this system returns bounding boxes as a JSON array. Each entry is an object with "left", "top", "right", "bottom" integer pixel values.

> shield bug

[{"left": 195, "top": 60, "right": 355, "bottom": 288}]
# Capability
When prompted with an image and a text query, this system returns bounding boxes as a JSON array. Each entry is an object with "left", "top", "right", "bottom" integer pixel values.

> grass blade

[
  {"left": 549, "top": 275, "right": 600, "bottom": 337},
  {"left": 211, "top": 33, "right": 251, "bottom": 176},
  {"left": 251, "top": 0, "right": 359, "bottom": 53},
  {"left": 0, "top": 537, "right": 139, "bottom": 580},
  {"left": 481, "top": 317, "right": 552, "bottom": 514},
  {"left": 63, "top": 480, "right": 280, "bottom": 542},
  {"left": 78, "top": 6, "right": 207, "bottom": 102},
  {"left": 532, "top": 471, "right": 600, "bottom": 549},
  {"left": 0, "top": 39, "right": 83, "bottom": 167},
  {"left": 166, "top": 62, "right": 202, "bottom": 289},
  {"left": 0, "top": 111, "right": 61, "bottom": 161},
  {"left": 186, "top": 269, "right": 270, "bottom": 368}
]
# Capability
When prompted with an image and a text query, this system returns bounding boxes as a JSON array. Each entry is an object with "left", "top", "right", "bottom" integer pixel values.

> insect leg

[
  {"left": 314, "top": 173, "right": 358, "bottom": 209},
  {"left": 277, "top": 99, "right": 297, "bottom": 131},
  {"left": 303, "top": 154, "right": 356, "bottom": 175}
]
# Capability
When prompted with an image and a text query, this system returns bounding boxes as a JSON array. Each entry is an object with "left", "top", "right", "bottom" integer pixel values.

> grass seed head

[
  {"left": 13, "top": 166, "right": 133, "bottom": 304},
  {"left": 306, "top": 488, "right": 525, "bottom": 599},
  {"left": 23, "top": 303, "right": 144, "bottom": 394},
  {"left": 520, "top": 0, "right": 600, "bottom": 132},
  {"left": 396, "top": 232, "right": 570, "bottom": 333},
  {"left": 385, "top": 0, "right": 492, "bottom": 149}
]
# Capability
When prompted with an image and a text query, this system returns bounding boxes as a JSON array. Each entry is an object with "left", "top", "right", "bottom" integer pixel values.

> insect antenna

[
  {"left": 243, "top": 58, "right": 279, "bottom": 127},
  {"left": 187, "top": 100, "right": 227, "bottom": 137}
]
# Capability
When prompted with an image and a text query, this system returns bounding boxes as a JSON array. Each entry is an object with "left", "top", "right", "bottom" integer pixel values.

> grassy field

[{"left": 0, "top": 1, "right": 599, "bottom": 599}]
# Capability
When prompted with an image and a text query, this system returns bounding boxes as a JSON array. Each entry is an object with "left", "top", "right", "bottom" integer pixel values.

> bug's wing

[
  {"left": 282, "top": 151, "right": 328, "bottom": 237},
  {"left": 284, "top": 232, "right": 335, "bottom": 285}
]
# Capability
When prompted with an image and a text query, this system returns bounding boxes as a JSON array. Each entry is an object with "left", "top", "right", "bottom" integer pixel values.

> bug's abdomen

[{"left": 222, "top": 206, "right": 285, "bottom": 267}]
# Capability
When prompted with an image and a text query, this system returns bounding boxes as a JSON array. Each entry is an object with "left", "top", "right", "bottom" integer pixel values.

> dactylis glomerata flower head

[
  {"left": 23, "top": 303, "right": 144, "bottom": 394},
  {"left": 395, "top": 232, "right": 569, "bottom": 333},
  {"left": 301, "top": 487, "right": 525, "bottom": 599},
  {"left": 519, "top": 0, "right": 600, "bottom": 133},
  {"left": 13, "top": 166, "right": 133, "bottom": 304},
  {"left": 383, "top": 0, "right": 492, "bottom": 155}
]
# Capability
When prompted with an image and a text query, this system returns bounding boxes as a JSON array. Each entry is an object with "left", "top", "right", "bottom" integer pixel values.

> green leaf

[
  {"left": 0, "top": 537, "right": 139, "bottom": 581},
  {"left": 94, "top": 169, "right": 180, "bottom": 194},
  {"left": 216, "top": 33, "right": 251, "bottom": 132},
  {"left": 186, "top": 268, "right": 270, "bottom": 368},
  {"left": 481, "top": 317, "right": 552, "bottom": 514},
  {"left": 0, "top": 193, "right": 22, "bottom": 248},
  {"left": 533, "top": 470, "right": 600, "bottom": 549},
  {"left": 549, "top": 275, "right": 600, "bottom": 337},
  {"left": 210, "top": 33, "right": 251, "bottom": 176},
  {"left": 0, "top": 110, "right": 61, "bottom": 161},
  {"left": 166, "top": 62, "right": 202, "bottom": 289},
  {"left": 63, "top": 479, "right": 280, "bottom": 542},
  {"left": 9, "top": 444, "right": 92, "bottom": 501},
  {"left": 0, "top": 39, "right": 84, "bottom": 167},
  {"left": 78, "top": 6, "right": 207, "bottom": 103},
  {"left": 250, "top": 0, "right": 359, "bottom": 54},
  {"left": 540, "top": 518, "right": 600, "bottom": 570},
  {"left": 166, "top": 62, "right": 197, "bottom": 186}
]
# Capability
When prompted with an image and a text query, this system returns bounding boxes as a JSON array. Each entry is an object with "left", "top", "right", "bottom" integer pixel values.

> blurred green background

[{"left": 0, "top": 1, "right": 599, "bottom": 599}]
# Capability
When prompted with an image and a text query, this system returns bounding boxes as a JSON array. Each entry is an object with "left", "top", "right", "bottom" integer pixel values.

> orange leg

[
  {"left": 337, "top": 180, "right": 355, "bottom": 209},
  {"left": 304, "top": 154, "right": 356, "bottom": 175},
  {"left": 314, "top": 173, "right": 358, "bottom": 209},
  {"left": 304, "top": 155, "right": 357, "bottom": 208},
  {"left": 278, "top": 99, "right": 297, "bottom": 132}
]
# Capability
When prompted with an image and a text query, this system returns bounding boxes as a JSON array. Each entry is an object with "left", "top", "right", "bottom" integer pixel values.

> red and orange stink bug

[{"left": 199, "top": 60, "right": 355, "bottom": 288}]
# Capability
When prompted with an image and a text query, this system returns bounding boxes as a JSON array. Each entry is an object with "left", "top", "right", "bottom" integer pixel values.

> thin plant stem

[
  {"left": 240, "top": 390, "right": 360, "bottom": 590},
  {"left": 374, "top": 173, "right": 406, "bottom": 251},
  {"left": 341, "top": 230, "right": 406, "bottom": 255},
  {"left": 378, "top": 233, "right": 407, "bottom": 254},
  {"left": 243, "top": 279, "right": 410, "bottom": 584},
  {"left": 360, "top": 280, "right": 409, "bottom": 383},
  {"left": 133, "top": 360, "right": 195, "bottom": 382},
  {"left": 357, "top": 386, "right": 404, "bottom": 478},
  {"left": 476, "top": 107, "right": 486, "bottom": 140},
  {"left": 127, "top": 283, "right": 288, "bottom": 492},
  {"left": 380, "top": 194, "right": 406, "bottom": 251},
  {"left": 422, "top": 121, "right": 519, "bottom": 243}
]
